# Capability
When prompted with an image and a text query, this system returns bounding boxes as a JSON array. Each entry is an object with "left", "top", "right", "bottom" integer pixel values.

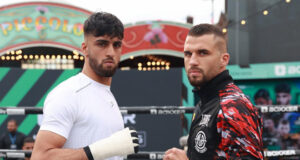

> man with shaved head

[{"left": 164, "top": 24, "right": 263, "bottom": 160}]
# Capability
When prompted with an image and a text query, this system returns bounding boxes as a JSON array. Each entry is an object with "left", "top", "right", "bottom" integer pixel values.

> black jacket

[
  {"left": 187, "top": 70, "right": 263, "bottom": 160},
  {"left": 0, "top": 131, "right": 25, "bottom": 149}
]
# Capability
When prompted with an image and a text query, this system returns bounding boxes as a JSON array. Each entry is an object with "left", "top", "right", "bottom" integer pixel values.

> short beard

[
  {"left": 187, "top": 68, "right": 208, "bottom": 87},
  {"left": 9, "top": 130, "right": 16, "bottom": 135},
  {"left": 188, "top": 76, "right": 207, "bottom": 87},
  {"left": 89, "top": 57, "right": 118, "bottom": 77}
]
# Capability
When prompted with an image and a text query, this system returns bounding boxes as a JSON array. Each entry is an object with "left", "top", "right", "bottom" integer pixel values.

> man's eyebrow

[
  {"left": 113, "top": 40, "right": 122, "bottom": 43},
  {"left": 197, "top": 49, "right": 209, "bottom": 53},
  {"left": 95, "top": 39, "right": 109, "bottom": 43}
]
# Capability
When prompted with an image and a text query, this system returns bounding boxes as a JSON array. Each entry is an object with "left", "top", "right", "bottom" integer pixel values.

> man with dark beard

[
  {"left": 31, "top": 12, "right": 138, "bottom": 160},
  {"left": 0, "top": 119, "right": 25, "bottom": 150},
  {"left": 0, "top": 119, "right": 25, "bottom": 160},
  {"left": 163, "top": 24, "right": 263, "bottom": 160}
]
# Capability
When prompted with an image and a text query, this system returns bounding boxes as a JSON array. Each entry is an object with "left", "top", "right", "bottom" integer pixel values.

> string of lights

[
  {"left": 137, "top": 55, "right": 171, "bottom": 71},
  {"left": 0, "top": 49, "right": 84, "bottom": 69},
  {"left": 223, "top": 0, "right": 292, "bottom": 32}
]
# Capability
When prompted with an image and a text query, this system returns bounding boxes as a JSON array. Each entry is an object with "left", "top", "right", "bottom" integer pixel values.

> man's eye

[
  {"left": 184, "top": 52, "right": 191, "bottom": 57},
  {"left": 198, "top": 51, "right": 208, "bottom": 55},
  {"left": 99, "top": 43, "right": 107, "bottom": 47},
  {"left": 114, "top": 43, "right": 122, "bottom": 48}
]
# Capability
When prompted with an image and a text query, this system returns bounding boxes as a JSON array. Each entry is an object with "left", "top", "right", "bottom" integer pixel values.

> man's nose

[
  {"left": 189, "top": 53, "right": 199, "bottom": 66},
  {"left": 106, "top": 45, "right": 115, "bottom": 57}
]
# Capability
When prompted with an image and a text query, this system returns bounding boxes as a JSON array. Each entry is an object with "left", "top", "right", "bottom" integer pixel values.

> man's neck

[
  {"left": 82, "top": 64, "right": 112, "bottom": 86},
  {"left": 9, "top": 131, "right": 16, "bottom": 136}
]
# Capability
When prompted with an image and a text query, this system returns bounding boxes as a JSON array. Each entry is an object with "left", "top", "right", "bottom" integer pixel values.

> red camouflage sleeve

[{"left": 216, "top": 86, "right": 264, "bottom": 160}]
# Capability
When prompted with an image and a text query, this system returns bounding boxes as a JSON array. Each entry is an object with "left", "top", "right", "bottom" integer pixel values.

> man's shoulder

[
  {"left": 0, "top": 132, "right": 7, "bottom": 139},
  {"left": 50, "top": 74, "right": 79, "bottom": 93},
  {"left": 220, "top": 84, "right": 256, "bottom": 113},
  {"left": 220, "top": 83, "right": 249, "bottom": 101},
  {"left": 219, "top": 93, "right": 260, "bottom": 124},
  {"left": 16, "top": 131, "right": 25, "bottom": 137},
  {"left": 47, "top": 73, "right": 91, "bottom": 98},
  {"left": 220, "top": 94, "right": 254, "bottom": 110}
]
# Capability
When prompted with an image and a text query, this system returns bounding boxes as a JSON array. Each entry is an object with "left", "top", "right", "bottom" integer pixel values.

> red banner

[{"left": 122, "top": 21, "right": 191, "bottom": 56}]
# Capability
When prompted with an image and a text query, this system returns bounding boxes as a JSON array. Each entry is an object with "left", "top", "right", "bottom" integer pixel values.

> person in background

[
  {"left": 276, "top": 119, "right": 297, "bottom": 150},
  {"left": 275, "top": 83, "right": 300, "bottom": 134},
  {"left": 0, "top": 119, "right": 25, "bottom": 150},
  {"left": 275, "top": 83, "right": 291, "bottom": 105},
  {"left": 262, "top": 116, "right": 280, "bottom": 150},
  {"left": 254, "top": 88, "right": 272, "bottom": 105},
  {"left": 17, "top": 137, "right": 35, "bottom": 160},
  {"left": 0, "top": 119, "right": 26, "bottom": 160}
]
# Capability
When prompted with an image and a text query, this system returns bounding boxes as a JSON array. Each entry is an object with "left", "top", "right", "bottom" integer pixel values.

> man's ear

[
  {"left": 221, "top": 53, "right": 230, "bottom": 67},
  {"left": 81, "top": 41, "right": 88, "bottom": 56}
]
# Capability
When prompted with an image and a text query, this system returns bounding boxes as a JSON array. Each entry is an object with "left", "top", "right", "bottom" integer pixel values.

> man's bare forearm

[{"left": 31, "top": 148, "right": 88, "bottom": 160}]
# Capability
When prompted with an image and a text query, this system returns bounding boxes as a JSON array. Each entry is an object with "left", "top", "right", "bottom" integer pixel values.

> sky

[{"left": 0, "top": 0, "right": 225, "bottom": 25}]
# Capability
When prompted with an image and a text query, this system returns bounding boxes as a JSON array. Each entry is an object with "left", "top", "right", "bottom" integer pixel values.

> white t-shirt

[{"left": 40, "top": 72, "right": 124, "bottom": 160}]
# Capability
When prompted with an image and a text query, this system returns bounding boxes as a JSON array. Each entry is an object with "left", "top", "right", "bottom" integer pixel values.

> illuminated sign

[
  {"left": 0, "top": 2, "right": 193, "bottom": 60},
  {"left": 0, "top": 2, "right": 91, "bottom": 55}
]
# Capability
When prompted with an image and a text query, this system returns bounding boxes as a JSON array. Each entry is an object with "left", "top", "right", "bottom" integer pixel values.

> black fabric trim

[
  {"left": 193, "top": 70, "right": 233, "bottom": 105},
  {"left": 83, "top": 146, "right": 94, "bottom": 160}
]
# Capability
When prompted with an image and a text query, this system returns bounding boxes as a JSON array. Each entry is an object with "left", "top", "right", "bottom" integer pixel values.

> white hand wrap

[{"left": 84, "top": 127, "right": 139, "bottom": 160}]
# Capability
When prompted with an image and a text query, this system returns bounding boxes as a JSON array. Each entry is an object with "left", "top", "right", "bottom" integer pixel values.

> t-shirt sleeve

[
  {"left": 40, "top": 89, "right": 76, "bottom": 139},
  {"left": 217, "top": 99, "right": 263, "bottom": 160}
]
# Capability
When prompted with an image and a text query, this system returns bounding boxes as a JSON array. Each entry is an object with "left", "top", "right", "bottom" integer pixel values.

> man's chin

[
  {"left": 188, "top": 77, "right": 201, "bottom": 86},
  {"left": 189, "top": 80, "right": 203, "bottom": 87},
  {"left": 103, "top": 63, "right": 116, "bottom": 68},
  {"left": 102, "top": 68, "right": 117, "bottom": 77}
]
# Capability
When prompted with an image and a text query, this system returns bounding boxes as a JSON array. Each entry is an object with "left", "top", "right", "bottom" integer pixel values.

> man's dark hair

[
  {"left": 254, "top": 89, "right": 270, "bottom": 100},
  {"left": 8, "top": 119, "right": 17, "bottom": 126},
  {"left": 279, "top": 119, "right": 289, "bottom": 125},
  {"left": 23, "top": 136, "right": 35, "bottom": 143},
  {"left": 275, "top": 83, "right": 291, "bottom": 93},
  {"left": 84, "top": 12, "right": 124, "bottom": 39},
  {"left": 188, "top": 24, "right": 226, "bottom": 40},
  {"left": 188, "top": 24, "right": 227, "bottom": 52}
]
